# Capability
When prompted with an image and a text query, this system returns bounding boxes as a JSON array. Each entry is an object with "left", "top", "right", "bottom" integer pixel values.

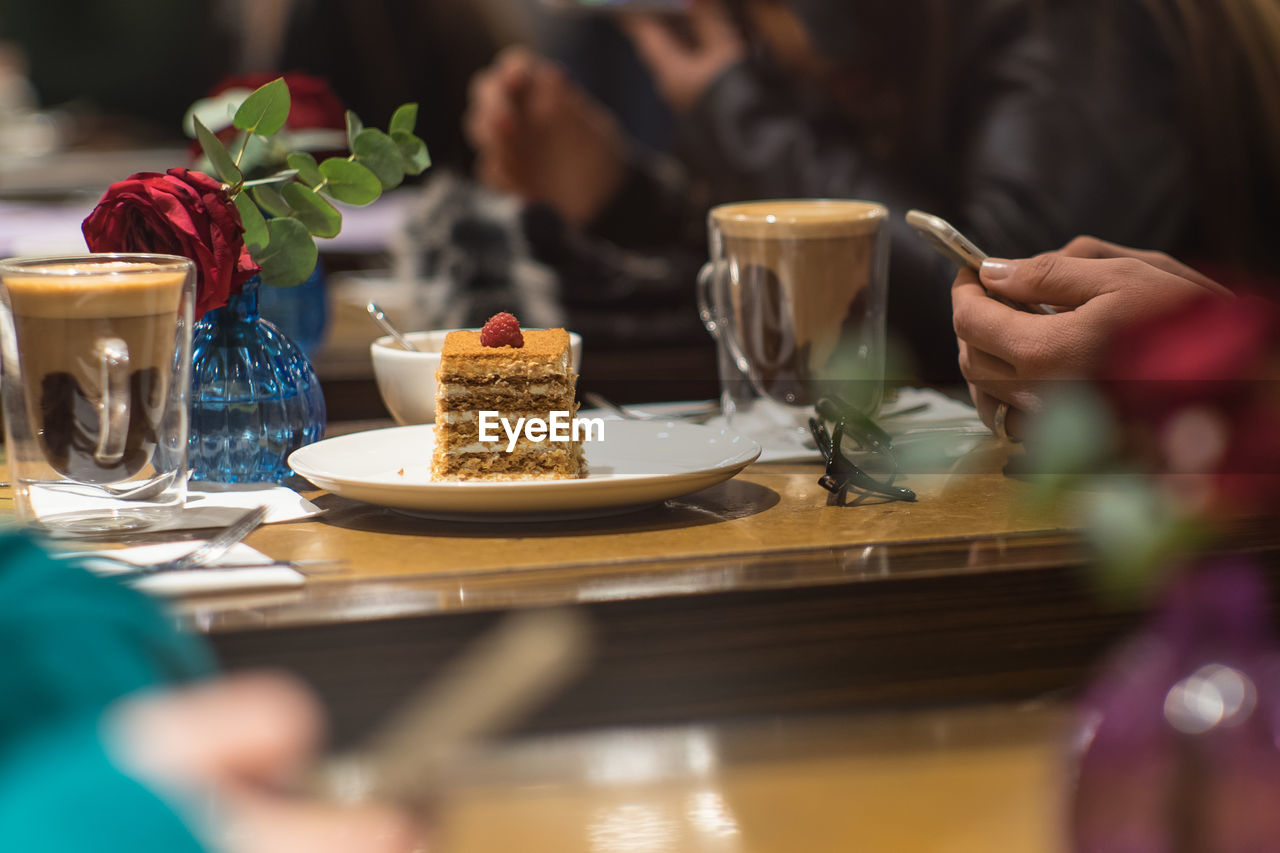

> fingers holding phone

[
  {"left": 951, "top": 240, "right": 1233, "bottom": 444},
  {"left": 951, "top": 270, "right": 1052, "bottom": 440},
  {"left": 951, "top": 255, "right": 1148, "bottom": 387},
  {"left": 967, "top": 382, "right": 1030, "bottom": 443},
  {"left": 924, "top": 208, "right": 1237, "bottom": 440},
  {"left": 950, "top": 267, "right": 1050, "bottom": 376},
  {"left": 1055, "top": 235, "right": 1231, "bottom": 296},
  {"left": 972, "top": 235, "right": 1231, "bottom": 313}
]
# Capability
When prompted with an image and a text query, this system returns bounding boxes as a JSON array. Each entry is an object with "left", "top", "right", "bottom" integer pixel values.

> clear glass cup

[
  {"left": 0, "top": 254, "right": 194, "bottom": 534},
  {"left": 697, "top": 200, "right": 890, "bottom": 437}
]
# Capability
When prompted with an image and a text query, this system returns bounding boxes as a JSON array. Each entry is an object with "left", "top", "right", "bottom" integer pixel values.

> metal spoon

[
  {"left": 41, "top": 468, "right": 191, "bottom": 502},
  {"left": 366, "top": 302, "right": 419, "bottom": 352}
]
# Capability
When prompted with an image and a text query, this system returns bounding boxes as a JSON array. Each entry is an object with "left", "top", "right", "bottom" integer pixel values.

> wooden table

[
  {"left": 437, "top": 700, "right": 1070, "bottom": 853},
  {"left": 4, "top": 439, "right": 1275, "bottom": 743},
  {"left": 183, "top": 438, "right": 1090, "bottom": 736},
  {"left": 3, "top": 434, "right": 1275, "bottom": 848},
  {"left": 7, "top": 438, "right": 1276, "bottom": 741}
]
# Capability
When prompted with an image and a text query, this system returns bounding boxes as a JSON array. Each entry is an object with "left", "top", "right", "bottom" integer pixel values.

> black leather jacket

[{"left": 588, "top": 0, "right": 1189, "bottom": 381}]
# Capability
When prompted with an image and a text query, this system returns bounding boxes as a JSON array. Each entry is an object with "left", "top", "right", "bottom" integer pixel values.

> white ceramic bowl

[{"left": 371, "top": 330, "right": 583, "bottom": 425}]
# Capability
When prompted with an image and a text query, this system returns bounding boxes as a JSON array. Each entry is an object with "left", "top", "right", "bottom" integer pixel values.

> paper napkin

[
  {"left": 31, "top": 481, "right": 322, "bottom": 533},
  {"left": 176, "top": 482, "right": 322, "bottom": 529},
  {"left": 702, "top": 387, "right": 990, "bottom": 463},
  {"left": 67, "top": 541, "right": 305, "bottom": 597}
]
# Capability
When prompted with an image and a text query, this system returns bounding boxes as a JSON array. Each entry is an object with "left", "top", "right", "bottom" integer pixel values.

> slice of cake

[{"left": 431, "top": 313, "right": 586, "bottom": 481}]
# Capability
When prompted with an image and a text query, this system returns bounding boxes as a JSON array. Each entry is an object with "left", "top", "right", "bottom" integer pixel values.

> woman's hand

[
  {"left": 621, "top": 0, "right": 746, "bottom": 113},
  {"left": 107, "top": 673, "right": 424, "bottom": 853},
  {"left": 464, "top": 46, "right": 628, "bottom": 227},
  {"left": 952, "top": 237, "right": 1231, "bottom": 439},
  {"left": 1051, "top": 235, "right": 1227, "bottom": 290}
]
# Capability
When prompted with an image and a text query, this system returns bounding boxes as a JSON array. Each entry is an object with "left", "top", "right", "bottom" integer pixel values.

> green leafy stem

[{"left": 193, "top": 78, "right": 430, "bottom": 288}]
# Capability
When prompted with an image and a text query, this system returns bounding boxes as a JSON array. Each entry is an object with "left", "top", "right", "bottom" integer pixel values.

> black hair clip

[{"left": 810, "top": 395, "right": 916, "bottom": 505}]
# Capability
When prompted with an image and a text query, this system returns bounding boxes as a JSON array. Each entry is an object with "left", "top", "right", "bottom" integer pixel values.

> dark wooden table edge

[
  {"left": 183, "top": 526, "right": 1094, "bottom": 634},
  {"left": 186, "top": 516, "right": 1280, "bottom": 635},
  {"left": 205, "top": 520, "right": 1280, "bottom": 742}
]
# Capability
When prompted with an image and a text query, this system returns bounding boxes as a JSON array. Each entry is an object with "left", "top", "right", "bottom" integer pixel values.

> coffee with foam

[
  {"left": 3, "top": 261, "right": 187, "bottom": 482},
  {"left": 708, "top": 200, "right": 887, "bottom": 409}
]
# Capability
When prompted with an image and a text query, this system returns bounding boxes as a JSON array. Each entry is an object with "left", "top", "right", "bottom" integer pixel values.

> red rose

[
  {"left": 82, "top": 168, "right": 259, "bottom": 317},
  {"left": 208, "top": 72, "right": 346, "bottom": 132}
]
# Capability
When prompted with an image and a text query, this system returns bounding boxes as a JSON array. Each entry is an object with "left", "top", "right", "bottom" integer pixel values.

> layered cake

[{"left": 431, "top": 313, "right": 586, "bottom": 480}]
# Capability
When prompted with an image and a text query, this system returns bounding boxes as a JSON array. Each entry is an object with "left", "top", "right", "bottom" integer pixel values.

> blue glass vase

[
  {"left": 256, "top": 260, "right": 328, "bottom": 357},
  {"left": 189, "top": 276, "right": 326, "bottom": 483}
]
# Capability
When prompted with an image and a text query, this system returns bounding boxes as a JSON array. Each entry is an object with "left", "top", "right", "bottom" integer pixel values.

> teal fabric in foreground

[
  {"left": 0, "top": 712, "right": 207, "bottom": 852},
  {"left": 0, "top": 532, "right": 215, "bottom": 852}
]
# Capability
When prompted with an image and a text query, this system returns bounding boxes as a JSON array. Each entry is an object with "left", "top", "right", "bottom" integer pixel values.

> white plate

[{"left": 288, "top": 421, "right": 762, "bottom": 520}]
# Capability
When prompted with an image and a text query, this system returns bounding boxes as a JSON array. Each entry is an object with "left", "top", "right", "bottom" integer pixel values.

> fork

[
  {"left": 582, "top": 392, "right": 719, "bottom": 423},
  {"left": 55, "top": 505, "right": 269, "bottom": 576}
]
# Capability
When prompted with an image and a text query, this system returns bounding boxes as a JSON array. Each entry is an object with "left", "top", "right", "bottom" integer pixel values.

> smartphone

[
  {"left": 905, "top": 209, "right": 1053, "bottom": 314},
  {"left": 538, "top": 0, "right": 689, "bottom": 12}
]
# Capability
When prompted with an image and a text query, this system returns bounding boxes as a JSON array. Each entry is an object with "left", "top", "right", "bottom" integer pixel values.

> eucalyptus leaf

[
  {"left": 193, "top": 116, "right": 242, "bottom": 185},
  {"left": 391, "top": 131, "right": 431, "bottom": 175},
  {"left": 252, "top": 217, "right": 317, "bottom": 288},
  {"left": 1026, "top": 384, "right": 1115, "bottom": 476},
  {"left": 282, "top": 183, "right": 342, "bottom": 238},
  {"left": 1083, "top": 480, "right": 1197, "bottom": 603},
  {"left": 251, "top": 185, "right": 292, "bottom": 218},
  {"left": 233, "top": 192, "right": 269, "bottom": 250},
  {"left": 318, "top": 158, "right": 381, "bottom": 205},
  {"left": 352, "top": 128, "right": 405, "bottom": 190},
  {"left": 345, "top": 110, "right": 364, "bottom": 152},
  {"left": 234, "top": 77, "right": 290, "bottom": 136},
  {"left": 389, "top": 103, "right": 418, "bottom": 136},
  {"left": 287, "top": 152, "right": 324, "bottom": 187}
]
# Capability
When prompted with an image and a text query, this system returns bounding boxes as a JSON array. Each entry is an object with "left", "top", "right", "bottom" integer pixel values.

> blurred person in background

[
  {"left": 279, "top": 0, "right": 501, "bottom": 172},
  {"left": 949, "top": 0, "right": 1280, "bottom": 436},
  {"left": 465, "top": 0, "right": 1280, "bottom": 382},
  {"left": 0, "top": 0, "right": 231, "bottom": 137},
  {"left": 0, "top": 533, "right": 422, "bottom": 853}
]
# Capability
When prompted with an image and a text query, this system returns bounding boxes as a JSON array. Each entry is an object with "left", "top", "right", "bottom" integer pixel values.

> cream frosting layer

[
  {"left": 443, "top": 440, "right": 563, "bottom": 455},
  {"left": 442, "top": 382, "right": 566, "bottom": 399}
]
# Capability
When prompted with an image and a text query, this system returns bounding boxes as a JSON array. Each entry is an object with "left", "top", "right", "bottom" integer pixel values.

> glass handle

[
  {"left": 93, "top": 337, "right": 130, "bottom": 466},
  {"left": 696, "top": 260, "right": 752, "bottom": 377},
  {"left": 696, "top": 261, "right": 722, "bottom": 342}
]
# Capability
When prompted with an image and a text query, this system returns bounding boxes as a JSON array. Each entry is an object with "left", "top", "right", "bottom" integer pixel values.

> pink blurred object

[
  {"left": 1071, "top": 560, "right": 1280, "bottom": 851},
  {"left": 1100, "top": 293, "right": 1280, "bottom": 518}
]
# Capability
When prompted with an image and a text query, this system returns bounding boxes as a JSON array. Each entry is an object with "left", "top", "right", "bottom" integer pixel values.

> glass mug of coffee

[
  {"left": 698, "top": 200, "right": 890, "bottom": 425},
  {"left": 0, "top": 254, "right": 195, "bottom": 533}
]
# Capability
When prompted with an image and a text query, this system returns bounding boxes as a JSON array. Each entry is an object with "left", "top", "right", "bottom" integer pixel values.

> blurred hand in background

[
  {"left": 108, "top": 673, "right": 424, "bottom": 853},
  {"left": 464, "top": 46, "right": 628, "bottom": 227},
  {"left": 620, "top": 0, "right": 746, "bottom": 113}
]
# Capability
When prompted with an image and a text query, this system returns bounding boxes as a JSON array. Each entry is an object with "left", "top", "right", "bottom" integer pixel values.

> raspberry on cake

[
  {"left": 479, "top": 311, "right": 524, "bottom": 348},
  {"left": 431, "top": 315, "right": 586, "bottom": 481}
]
